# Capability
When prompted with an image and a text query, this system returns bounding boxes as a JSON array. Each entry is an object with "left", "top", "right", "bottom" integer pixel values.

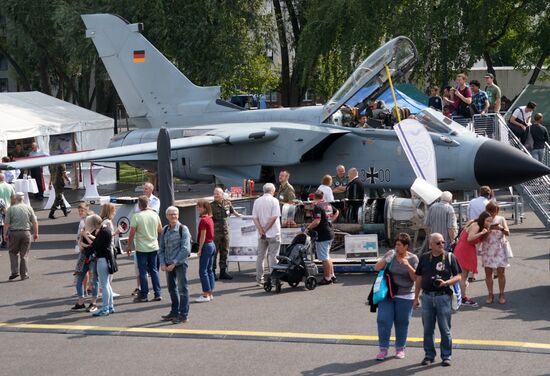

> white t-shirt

[
  {"left": 252, "top": 193, "right": 281, "bottom": 238},
  {"left": 317, "top": 184, "right": 334, "bottom": 202},
  {"left": 512, "top": 106, "right": 531, "bottom": 125},
  {"left": 467, "top": 196, "right": 489, "bottom": 220},
  {"left": 134, "top": 194, "right": 160, "bottom": 213}
]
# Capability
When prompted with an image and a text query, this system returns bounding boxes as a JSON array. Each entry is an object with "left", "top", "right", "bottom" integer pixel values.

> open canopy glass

[{"left": 322, "top": 36, "right": 418, "bottom": 123}]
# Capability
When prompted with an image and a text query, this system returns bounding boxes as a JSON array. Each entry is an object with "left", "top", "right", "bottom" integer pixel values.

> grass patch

[{"left": 118, "top": 163, "right": 147, "bottom": 183}]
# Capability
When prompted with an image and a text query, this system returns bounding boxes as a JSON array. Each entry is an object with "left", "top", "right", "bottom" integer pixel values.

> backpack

[
  {"left": 163, "top": 223, "right": 196, "bottom": 254},
  {"left": 162, "top": 223, "right": 184, "bottom": 238},
  {"left": 445, "top": 252, "right": 462, "bottom": 310}
]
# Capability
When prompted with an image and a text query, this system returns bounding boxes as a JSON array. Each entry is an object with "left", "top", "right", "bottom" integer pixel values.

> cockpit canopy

[{"left": 322, "top": 36, "right": 418, "bottom": 123}]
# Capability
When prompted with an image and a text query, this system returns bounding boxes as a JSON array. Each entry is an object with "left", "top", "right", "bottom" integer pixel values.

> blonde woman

[{"left": 99, "top": 203, "right": 123, "bottom": 297}]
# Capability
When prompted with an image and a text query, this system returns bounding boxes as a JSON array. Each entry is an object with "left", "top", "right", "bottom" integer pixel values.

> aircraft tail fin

[{"left": 82, "top": 14, "right": 225, "bottom": 118}]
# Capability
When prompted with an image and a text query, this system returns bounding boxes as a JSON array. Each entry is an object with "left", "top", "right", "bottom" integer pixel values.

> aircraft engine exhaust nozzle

[{"left": 474, "top": 140, "right": 550, "bottom": 188}]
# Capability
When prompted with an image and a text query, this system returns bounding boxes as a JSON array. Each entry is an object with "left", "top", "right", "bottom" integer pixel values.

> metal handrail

[{"left": 474, "top": 114, "right": 550, "bottom": 228}]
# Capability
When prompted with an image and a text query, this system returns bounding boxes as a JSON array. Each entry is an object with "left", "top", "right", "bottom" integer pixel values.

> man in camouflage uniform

[
  {"left": 277, "top": 170, "right": 296, "bottom": 203},
  {"left": 48, "top": 163, "right": 70, "bottom": 219},
  {"left": 211, "top": 187, "right": 241, "bottom": 280}
]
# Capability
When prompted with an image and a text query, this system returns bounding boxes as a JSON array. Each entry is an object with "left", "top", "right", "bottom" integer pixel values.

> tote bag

[
  {"left": 447, "top": 253, "right": 461, "bottom": 311},
  {"left": 373, "top": 257, "right": 395, "bottom": 304}
]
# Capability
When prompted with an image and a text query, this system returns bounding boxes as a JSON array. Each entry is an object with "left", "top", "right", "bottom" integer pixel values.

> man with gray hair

[
  {"left": 159, "top": 206, "right": 191, "bottom": 324},
  {"left": 5, "top": 192, "right": 38, "bottom": 281},
  {"left": 252, "top": 183, "right": 281, "bottom": 285},
  {"left": 424, "top": 191, "right": 457, "bottom": 247},
  {"left": 141, "top": 182, "right": 160, "bottom": 213}
]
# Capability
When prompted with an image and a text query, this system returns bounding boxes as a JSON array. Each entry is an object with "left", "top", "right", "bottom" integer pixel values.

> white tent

[{"left": 0, "top": 91, "right": 116, "bottom": 185}]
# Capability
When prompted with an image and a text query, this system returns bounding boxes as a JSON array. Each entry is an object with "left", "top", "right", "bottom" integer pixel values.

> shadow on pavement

[{"left": 301, "top": 358, "right": 438, "bottom": 376}]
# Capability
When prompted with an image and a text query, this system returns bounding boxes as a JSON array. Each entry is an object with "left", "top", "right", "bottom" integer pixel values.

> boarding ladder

[{"left": 472, "top": 113, "right": 550, "bottom": 229}]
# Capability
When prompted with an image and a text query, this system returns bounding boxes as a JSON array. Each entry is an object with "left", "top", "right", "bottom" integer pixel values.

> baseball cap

[
  {"left": 484, "top": 73, "right": 494, "bottom": 79},
  {"left": 15, "top": 192, "right": 25, "bottom": 198}
]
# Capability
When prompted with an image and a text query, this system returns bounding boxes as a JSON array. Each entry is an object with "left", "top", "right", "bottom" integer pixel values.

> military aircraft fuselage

[{"left": 112, "top": 106, "right": 526, "bottom": 190}]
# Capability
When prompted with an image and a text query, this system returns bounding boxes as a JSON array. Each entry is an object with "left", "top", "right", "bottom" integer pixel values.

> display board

[
  {"left": 228, "top": 216, "right": 259, "bottom": 262},
  {"left": 344, "top": 234, "right": 379, "bottom": 259},
  {"left": 281, "top": 227, "right": 303, "bottom": 245}
]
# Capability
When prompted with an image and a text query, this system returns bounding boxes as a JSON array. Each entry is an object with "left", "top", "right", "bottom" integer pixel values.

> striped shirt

[{"left": 424, "top": 201, "right": 457, "bottom": 244}]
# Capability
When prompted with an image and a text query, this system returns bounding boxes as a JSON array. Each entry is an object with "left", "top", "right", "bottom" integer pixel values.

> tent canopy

[
  {"left": 346, "top": 87, "right": 428, "bottom": 115},
  {"left": 0, "top": 91, "right": 113, "bottom": 141},
  {"left": 0, "top": 91, "right": 115, "bottom": 185}
]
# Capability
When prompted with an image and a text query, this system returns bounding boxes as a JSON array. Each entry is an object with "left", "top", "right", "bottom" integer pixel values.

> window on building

[
  {"left": 0, "top": 78, "right": 8, "bottom": 92},
  {"left": 0, "top": 54, "right": 8, "bottom": 71}
]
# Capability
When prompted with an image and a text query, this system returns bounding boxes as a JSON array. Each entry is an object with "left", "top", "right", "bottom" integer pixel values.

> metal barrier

[{"left": 474, "top": 114, "right": 550, "bottom": 229}]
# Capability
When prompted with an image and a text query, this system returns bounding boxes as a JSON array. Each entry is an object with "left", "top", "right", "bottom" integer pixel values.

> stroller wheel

[
  {"left": 305, "top": 276, "right": 317, "bottom": 290},
  {"left": 288, "top": 281, "right": 299, "bottom": 288},
  {"left": 275, "top": 279, "right": 282, "bottom": 293},
  {"left": 263, "top": 280, "right": 272, "bottom": 292}
]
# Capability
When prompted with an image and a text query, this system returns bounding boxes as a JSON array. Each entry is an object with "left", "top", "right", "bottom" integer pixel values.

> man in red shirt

[{"left": 444, "top": 73, "right": 472, "bottom": 117}]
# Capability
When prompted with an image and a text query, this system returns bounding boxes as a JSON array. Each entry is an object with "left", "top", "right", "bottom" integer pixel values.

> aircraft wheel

[{"left": 305, "top": 277, "right": 317, "bottom": 290}]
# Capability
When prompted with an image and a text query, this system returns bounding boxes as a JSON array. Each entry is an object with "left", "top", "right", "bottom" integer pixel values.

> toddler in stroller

[{"left": 264, "top": 232, "right": 318, "bottom": 293}]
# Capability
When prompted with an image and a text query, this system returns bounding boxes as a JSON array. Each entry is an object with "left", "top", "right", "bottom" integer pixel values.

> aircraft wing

[{"left": 0, "top": 129, "right": 279, "bottom": 170}]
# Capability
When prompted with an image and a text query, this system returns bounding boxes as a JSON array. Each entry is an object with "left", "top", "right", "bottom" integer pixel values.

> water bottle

[{"left": 384, "top": 249, "right": 395, "bottom": 263}]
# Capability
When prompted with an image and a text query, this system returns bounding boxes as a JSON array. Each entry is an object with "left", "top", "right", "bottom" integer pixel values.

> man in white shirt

[
  {"left": 252, "top": 183, "right": 281, "bottom": 285},
  {"left": 467, "top": 186, "right": 492, "bottom": 220},
  {"left": 135, "top": 182, "right": 160, "bottom": 213},
  {"left": 509, "top": 101, "right": 536, "bottom": 142}
]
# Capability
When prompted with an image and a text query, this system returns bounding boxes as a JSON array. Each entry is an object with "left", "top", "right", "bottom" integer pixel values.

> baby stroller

[{"left": 264, "top": 232, "right": 318, "bottom": 293}]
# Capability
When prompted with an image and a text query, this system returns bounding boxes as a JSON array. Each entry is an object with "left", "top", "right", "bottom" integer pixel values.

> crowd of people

[
  {"left": 62, "top": 165, "right": 367, "bottom": 321},
  {"left": 1, "top": 156, "right": 516, "bottom": 366},
  {"left": 371, "top": 184, "right": 513, "bottom": 366},
  {"left": 428, "top": 73, "right": 548, "bottom": 161}
]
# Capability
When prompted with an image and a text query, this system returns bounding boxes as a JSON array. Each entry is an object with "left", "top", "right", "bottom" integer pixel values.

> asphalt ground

[{"left": 0, "top": 184, "right": 549, "bottom": 375}]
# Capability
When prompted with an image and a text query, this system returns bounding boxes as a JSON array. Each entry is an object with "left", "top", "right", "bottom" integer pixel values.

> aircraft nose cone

[{"left": 474, "top": 140, "right": 550, "bottom": 188}]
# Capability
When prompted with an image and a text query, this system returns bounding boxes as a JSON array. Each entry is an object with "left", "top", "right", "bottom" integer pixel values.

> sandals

[
  {"left": 498, "top": 294, "right": 506, "bottom": 304},
  {"left": 486, "top": 294, "right": 494, "bottom": 304}
]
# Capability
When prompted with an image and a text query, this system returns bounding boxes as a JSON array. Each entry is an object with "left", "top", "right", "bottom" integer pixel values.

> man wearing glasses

[{"left": 413, "top": 233, "right": 461, "bottom": 367}]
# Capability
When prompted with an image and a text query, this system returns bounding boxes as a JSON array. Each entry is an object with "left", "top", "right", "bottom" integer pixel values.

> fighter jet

[{"left": 2, "top": 13, "right": 549, "bottom": 191}]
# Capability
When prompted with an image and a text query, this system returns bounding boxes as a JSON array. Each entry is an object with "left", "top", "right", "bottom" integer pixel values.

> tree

[{"left": 0, "top": 0, "right": 278, "bottom": 113}]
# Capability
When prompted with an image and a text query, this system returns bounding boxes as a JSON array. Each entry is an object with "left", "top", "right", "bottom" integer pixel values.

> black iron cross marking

[{"left": 366, "top": 167, "right": 379, "bottom": 184}]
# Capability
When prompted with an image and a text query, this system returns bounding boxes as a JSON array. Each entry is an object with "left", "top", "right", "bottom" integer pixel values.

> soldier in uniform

[
  {"left": 277, "top": 170, "right": 296, "bottom": 203},
  {"left": 48, "top": 163, "right": 70, "bottom": 219},
  {"left": 211, "top": 187, "right": 241, "bottom": 280}
]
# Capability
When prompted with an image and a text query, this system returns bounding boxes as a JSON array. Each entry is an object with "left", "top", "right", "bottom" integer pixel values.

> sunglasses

[{"left": 436, "top": 241, "right": 446, "bottom": 245}]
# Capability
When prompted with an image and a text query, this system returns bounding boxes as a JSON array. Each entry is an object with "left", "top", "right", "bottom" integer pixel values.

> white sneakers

[{"left": 195, "top": 295, "right": 211, "bottom": 303}]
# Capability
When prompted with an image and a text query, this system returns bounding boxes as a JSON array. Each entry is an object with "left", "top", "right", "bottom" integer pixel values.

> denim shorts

[{"left": 316, "top": 240, "right": 332, "bottom": 261}]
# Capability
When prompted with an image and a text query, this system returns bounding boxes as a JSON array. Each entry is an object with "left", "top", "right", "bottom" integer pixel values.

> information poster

[
  {"left": 228, "top": 216, "right": 258, "bottom": 262},
  {"left": 344, "top": 234, "right": 379, "bottom": 259},
  {"left": 281, "top": 227, "right": 303, "bottom": 245}
]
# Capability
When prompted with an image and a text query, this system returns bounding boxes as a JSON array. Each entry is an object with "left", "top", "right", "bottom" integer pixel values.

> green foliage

[
  {"left": 0, "top": 0, "right": 278, "bottom": 108},
  {"left": 0, "top": 0, "right": 547, "bottom": 112},
  {"left": 295, "top": 0, "right": 549, "bottom": 100}
]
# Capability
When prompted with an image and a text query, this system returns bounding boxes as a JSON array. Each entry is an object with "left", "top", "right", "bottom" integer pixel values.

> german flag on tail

[{"left": 133, "top": 50, "right": 145, "bottom": 63}]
